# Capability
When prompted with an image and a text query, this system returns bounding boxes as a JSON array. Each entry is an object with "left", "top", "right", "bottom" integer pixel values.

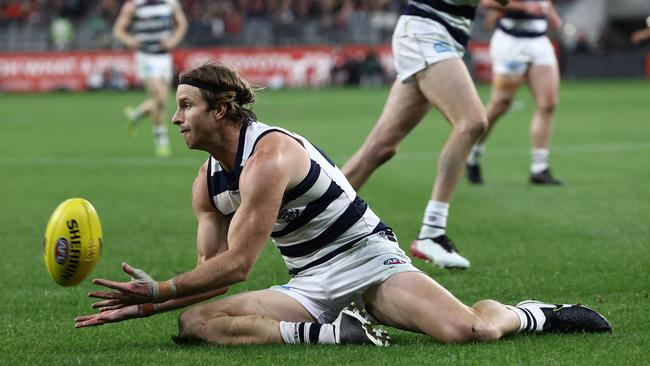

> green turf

[{"left": 1, "top": 80, "right": 649, "bottom": 365}]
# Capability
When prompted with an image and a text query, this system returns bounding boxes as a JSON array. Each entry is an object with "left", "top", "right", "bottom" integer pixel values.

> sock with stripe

[
  {"left": 418, "top": 200, "right": 448, "bottom": 239},
  {"left": 279, "top": 321, "right": 337, "bottom": 345},
  {"left": 506, "top": 305, "right": 544, "bottom": 333},
  {"left": 152, "top": 125, "right": 170, "bottom": 148},
  {"left": 467, "top": 143, "right": 484, "bottom": 166},
  {"left": 531, "top": 148, "right": 550, "bottom": 174}
]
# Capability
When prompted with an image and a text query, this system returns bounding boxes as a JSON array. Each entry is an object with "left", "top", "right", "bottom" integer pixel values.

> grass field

[{"left": 1, "top": 80, "right": 649, "bottom": 365}]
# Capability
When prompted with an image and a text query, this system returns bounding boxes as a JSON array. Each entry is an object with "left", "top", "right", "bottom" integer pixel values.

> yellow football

[{"left": 43, "top": 198, "right": 102, "bottom": 286}]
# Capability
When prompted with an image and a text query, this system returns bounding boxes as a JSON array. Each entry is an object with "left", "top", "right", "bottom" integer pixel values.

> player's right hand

[{"left": 74, "top": 304, "right": 144, "bottom": 328}]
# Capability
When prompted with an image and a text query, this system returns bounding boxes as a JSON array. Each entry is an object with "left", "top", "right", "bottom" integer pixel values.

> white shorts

[
  {"left": 392, "top": 15, "right": 465, "bottom": 82},
  {"left": 269, "top": 231, "right": 421, "bottom": 323},
  {"left": 490, "top": 29, "right": 557, "bottom": 76},
  {"left": 135, "top": 52, "right": 173, "bottom": 82}
]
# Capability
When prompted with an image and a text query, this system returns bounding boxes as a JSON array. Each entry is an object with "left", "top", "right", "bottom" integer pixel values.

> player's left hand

[{"left": 87, "top": 262, "right": 167, "bottom": 306}]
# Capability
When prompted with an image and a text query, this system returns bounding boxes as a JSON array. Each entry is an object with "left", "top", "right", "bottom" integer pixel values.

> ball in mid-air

[{"left": 43, "top": 198, "right": 102, "bottom": 286}]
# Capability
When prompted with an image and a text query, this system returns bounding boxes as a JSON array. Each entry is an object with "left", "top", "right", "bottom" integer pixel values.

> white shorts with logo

[
  {"left": 392, "top": 15, "right": 466, "bottom": 82},
  {"left": 269, "top": 231, "right": 421, "bottom": 323},
  {"left": 135, "top": 51, "right": 173, "bottom": 82},
  {"left": 490, "top": 29, "right": 557, "bottom": 76}
]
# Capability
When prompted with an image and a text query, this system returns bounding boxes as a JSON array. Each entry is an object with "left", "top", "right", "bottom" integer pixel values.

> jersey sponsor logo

[
  {"left": 383, "top": 257, "right": 406, "bottom": 265},
  {"left": 433, "top": 42, "right": 454, "bottom": 53}
]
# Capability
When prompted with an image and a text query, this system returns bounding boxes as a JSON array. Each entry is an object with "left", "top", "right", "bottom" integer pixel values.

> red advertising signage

[{"left": 0, "top": 45, "right": 393, "bottom": 93}]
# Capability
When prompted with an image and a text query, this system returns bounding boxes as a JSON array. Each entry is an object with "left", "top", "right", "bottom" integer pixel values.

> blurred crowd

[
  {"left": 3, "top": 0, "right": 648, "bottom": 51},
  {"left": 0, "top": 0, "right": 406, "bottom": 48}
]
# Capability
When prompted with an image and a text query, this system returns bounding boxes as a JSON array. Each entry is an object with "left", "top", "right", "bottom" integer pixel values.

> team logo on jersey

[
  {"left": 433, "top": 42, "right": 454, "bottom": 53},
  {"left": 278, "top": 207, "right": 301, "bottom": 222},
  {"left": 384, "top": 258, "right": 406, "bottom": 265}
]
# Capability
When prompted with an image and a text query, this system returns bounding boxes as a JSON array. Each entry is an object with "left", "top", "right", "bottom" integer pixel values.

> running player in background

[
  {"left": 467, "top": 0, "right": 563, "bottom": 185},
  {"left": 342, "top": 0, "right": 511, "bottom": 269},
  {"left": 113, "top": 0, "right": 187, "bottom": 157}
]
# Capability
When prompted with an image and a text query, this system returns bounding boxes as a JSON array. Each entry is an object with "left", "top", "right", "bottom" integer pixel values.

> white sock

[
  {"left": 506, "top": 304, "right": 545, "bottom": 333},
  {"left": 418, "top": 200, "right": 448, "bottom": 238},
  {"left": 279, "top": 321, "right": 337, "bottom": 345},
  {"left": 130, "top": 106, "right": 145, "bottom": 121},
  {"left": 153, "top": 125, "right": 170, "bottom": 148},
  {"left": 531, "top": 148, "right": 549, "bottom": 174},
  {"left": 467, "top": 144, "right": 485, "bottom": 166}
]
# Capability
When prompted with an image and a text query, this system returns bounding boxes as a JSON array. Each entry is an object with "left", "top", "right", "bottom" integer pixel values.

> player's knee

[
  {"left": 536, "top": 97, "right": 557, "bottom": 115},
  {"left": 456, "top": 119, "right": 487, "bottom": 140},
  {"left": 178, "top": 308, "right": 204, "bottom": 338},
  {"left": 431, "top": 320, "right": 500, "bottom": 344},
  {"left": 365, "top": 142, "right": 397, "bottom": 167},
  {"left": 492, "top": 97, "right": 513, "bottom": 115}
]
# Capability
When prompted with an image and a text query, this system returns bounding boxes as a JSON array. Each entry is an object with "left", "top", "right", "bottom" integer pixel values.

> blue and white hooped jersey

[
  {"left": 498, "top": 0, "right": 548, "bottom": 38},
  {"left": 132, "top": 0, "right": 176, "bottom": 54},
  {"left": 402, "top": 0, "right": 480, "bottom": 47},
  {"left": 206, "top": 121, "right": 391, "bottom": 275}
]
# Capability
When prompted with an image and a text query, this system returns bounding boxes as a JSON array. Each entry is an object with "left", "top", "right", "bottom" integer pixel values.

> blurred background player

[
  {"left": 113, "top": 0, "right": 188, "bottom": 157},
  {"left": 467, "top": 0, "right": 563, "bottom": 185},
  {"left": 342, "top": 0, "right": 509, "bottom": 269}
]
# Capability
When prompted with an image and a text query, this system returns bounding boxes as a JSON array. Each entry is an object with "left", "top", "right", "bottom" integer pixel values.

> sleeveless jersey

[
  {"left": 131, "top": 0, "right": 176, "bottom": 54},
  {"left": 402, "top": 0, "right": 479, "bottom": 47},
  {"left": 498, "top": 0, "right": 548, "bottom": 38},
  {"left": 206, "top": 122, "right": 391, "bottom": 275}
]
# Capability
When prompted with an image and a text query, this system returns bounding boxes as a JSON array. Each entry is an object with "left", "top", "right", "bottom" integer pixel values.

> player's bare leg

[
  {"left": 364, "top": 272, "right": 519, "bottom": 343},
  {"left": 364, "top": 271, "right": 611, "bottom": 343},
  {"left": 137, "top": 78, "right": 171, "bottom": 156},
  {"left": 528, "top": 63, "right": 561, "bottom": 184},
  {"left": 466, "top": 74, "right": 521, "bottom": 184},
  {"left": 416, "top": 58, "right": 487, "bottom": 202},
  {"left": 342, "top": 79, "right": 430, "bottom": 190},
  {"left": 177, "top": 289, "right": 314, "bottom": 345},
  {"left": 177, "top": 289, "right": 388, "bottom": 346},
  {"left": 410, "top": 58, "right": 487, "bottom": 269}
]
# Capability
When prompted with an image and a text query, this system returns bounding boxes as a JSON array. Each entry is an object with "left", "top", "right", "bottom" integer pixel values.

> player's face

[{"left": 172, "top": 85, "right": 213, "bottom": 150}]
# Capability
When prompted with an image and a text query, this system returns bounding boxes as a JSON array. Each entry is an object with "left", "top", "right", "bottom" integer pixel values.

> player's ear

[{"left": 213, "top": 103, "right": 227, "bottom": 121}]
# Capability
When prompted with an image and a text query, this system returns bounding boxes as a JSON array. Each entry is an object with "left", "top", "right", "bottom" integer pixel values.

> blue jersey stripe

[
  {"left": 283, "top": 160, "right": 320, "bottom": 203},
  {"left": 272, "top": 180, "right": 344, "bottom": 238},
  {"left": 287, "top": 222, "right": 392, "bottom": 275},
  {"left": 279, "top": 197, "right": 368, "bottom": 258},
  {"left": 408, "top": 0, "right": 476, "bottom": 19},
  {"left": 497, "top": 23, "right": 546, "bottom": 37},
  {"left": 502, "top": 12, "right": 546, "bottom": 20}
]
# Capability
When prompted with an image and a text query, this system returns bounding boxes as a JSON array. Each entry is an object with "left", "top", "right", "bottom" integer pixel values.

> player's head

[{"left": 178, "top": 63, "right": 257, "bottom": 126}]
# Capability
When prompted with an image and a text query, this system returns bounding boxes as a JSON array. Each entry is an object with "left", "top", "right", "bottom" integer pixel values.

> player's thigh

[
  {"left": 527, "top": 64, "right": 559, "bottom": 107},
  {"left": 363, "top": 271, "right": 477, "bottom": 339},
  {"left": 367, "top": 79, "right": 431, "bottom": 146},
  {"left": 490, "top": 73, "right": 523, "bottom": 102},
  {"left": 187, "top": 289, "right": 316, "bottom": 323},
  {"left": 143, "top": 77, "right": 170, "bottom": 101},
  {"left": 416, "top": 58, "right": 485, "bottom": 125}
]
